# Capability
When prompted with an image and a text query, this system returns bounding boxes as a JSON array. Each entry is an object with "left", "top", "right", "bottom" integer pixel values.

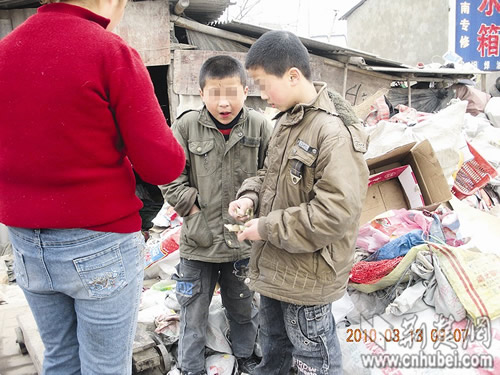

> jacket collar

[
  {"left": 199, "top": 106, "right": 249, "bottom": 129},
  {"left": 276, "top": 82, "right": 339, "bottom": 126},
  {"left": 38, "top": 3, "right": 110, "bottom": 29}
]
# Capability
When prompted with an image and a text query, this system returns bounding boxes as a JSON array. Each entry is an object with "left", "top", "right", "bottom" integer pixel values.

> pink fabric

[
  {"left": 356, "top": 208, "right": 433, "bottom": 252},
  {"left": 453, "top": 84, "right": 491, "bottom": 116},
  {"left": 389, "top": 104, "right": 431, "bottom": 125},
  {"left": 364, "top": 95, "right": 390, "bottom": 126}
]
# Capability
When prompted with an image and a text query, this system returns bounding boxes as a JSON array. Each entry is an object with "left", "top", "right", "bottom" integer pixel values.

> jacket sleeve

[
  {"left": 158, "top": 120, "right": 198, "bottom": 217},
  {"left": 257, "top": 130, "right": 369, "bottom": 253},
  {"left": 108, "top": 44, "right": 185, "bottom": 185},
  {"left": 258, "top": 118, "right": 273, "bottom": 169}
]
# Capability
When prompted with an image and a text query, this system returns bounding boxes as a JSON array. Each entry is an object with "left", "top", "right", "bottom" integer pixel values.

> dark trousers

[
  {"left": 256, "top": 295, "right": 342, "bottom": 375},
  {"left": 173, "top": 258, "right": 258, "bottom": 373}
]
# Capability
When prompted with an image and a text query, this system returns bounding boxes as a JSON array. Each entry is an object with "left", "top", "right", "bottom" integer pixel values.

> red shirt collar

[{"left": 38, "top": 3, "right": 110, "bottom": 29}]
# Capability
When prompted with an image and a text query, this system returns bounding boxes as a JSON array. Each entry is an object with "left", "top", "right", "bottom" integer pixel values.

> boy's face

[
  {"left": 200, "top": 76, "right": 248, "bottom": 125},
  {"left": 248, "top": 67, "right": 295, "bottom": 112}
]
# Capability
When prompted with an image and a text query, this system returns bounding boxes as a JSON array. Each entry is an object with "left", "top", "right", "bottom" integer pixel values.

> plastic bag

[
  {"left": 206, "top": 354, "right": 236, "bottom": 375},
  {"left": 430, "top": 243, "right": 500, "bottom": 323},
  {"left": 206, "top": 295, "right": 232, "bottom": 354}
]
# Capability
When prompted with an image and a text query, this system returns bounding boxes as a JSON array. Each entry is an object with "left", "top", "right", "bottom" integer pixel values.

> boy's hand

[
  {"left": 237, "top": 219, "right": 262, "bottom": 242},
  {"left": 228, "top": 198, "right": 254, "bottom": 222}
]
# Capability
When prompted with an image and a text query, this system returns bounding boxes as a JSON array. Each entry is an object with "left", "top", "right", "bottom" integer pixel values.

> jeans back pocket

[
  {"left": 13, "top": 247, "right": 29, "bottom": 288},
  {"left": 73, "top": 244, "right": 127, "bottom": 299}
]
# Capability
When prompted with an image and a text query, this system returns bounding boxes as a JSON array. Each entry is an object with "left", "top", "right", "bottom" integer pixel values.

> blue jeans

[
  {"left": 8, "top": 227, "right": 145, "bottom": 375},
  {"left": 173, "top": 258, "right": 258, "bottom": 374},
  {"left": 256, "top": 296, "right": 342, "bottom": 375}
]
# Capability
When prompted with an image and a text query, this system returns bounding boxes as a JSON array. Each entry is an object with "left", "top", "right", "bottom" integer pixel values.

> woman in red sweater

[{"left": 0, "top": 0, "right": 185, "bottom": 373}]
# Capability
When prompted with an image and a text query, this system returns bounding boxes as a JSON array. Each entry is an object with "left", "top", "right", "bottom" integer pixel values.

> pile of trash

[
  {"left": 335, "top": 84, "right": 500, "bottom": 374},
  {"left": 359, "top": 84, "right": 500, "bottom": 216}
]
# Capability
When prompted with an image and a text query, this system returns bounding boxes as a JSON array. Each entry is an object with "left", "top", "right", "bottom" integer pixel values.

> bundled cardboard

[{"left": 360, "top": 140, "right": 452, "bottom": 224}]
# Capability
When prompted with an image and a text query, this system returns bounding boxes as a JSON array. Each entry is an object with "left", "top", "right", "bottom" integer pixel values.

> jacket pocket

[
  {"left": 182, "top": 210, "right": 213, "bottom": 248},
  {"left": 238, "top": 136, "right": 261, "bottom": 174},
  {"left": 287, "top": 144, "right": 317, "bottom": 193},
  {"left": 302, "top": 304, "right": 332, "bottom": 337},
  {"left": 74, "top": 244, "right": 127, "bottom": 299},
  {"left": 171, "top": 261, "right": 201, "bottom": 307},
  {"left": 189, "top": 139, "right": 217, "bottom": 177},
  {"left": 317, "top": 247, "right": 337, "bottom": 281}
]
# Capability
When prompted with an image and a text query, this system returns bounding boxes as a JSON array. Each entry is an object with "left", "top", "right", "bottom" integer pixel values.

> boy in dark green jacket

[{"left": 161, "top": 55, "right": 272, "bottom": 375}]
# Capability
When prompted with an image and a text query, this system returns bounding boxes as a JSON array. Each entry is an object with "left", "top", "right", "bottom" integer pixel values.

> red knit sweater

[{"left": 0, "top": 3, "right": 185, "bottom": 233}]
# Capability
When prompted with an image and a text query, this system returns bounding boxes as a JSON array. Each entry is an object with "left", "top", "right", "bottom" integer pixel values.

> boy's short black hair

[
  {"left": 245, "top": 30, "right": 311, "bottom": 80},
  {"left": 199, "top": 55, "right": 247, "bottom": 89}
]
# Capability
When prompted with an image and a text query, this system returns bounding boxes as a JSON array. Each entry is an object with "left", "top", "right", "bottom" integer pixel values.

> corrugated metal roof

[
  {"left": 169, "top": 0, "right": 230, "bottom": 24},
  {"left": 366, "top": 66, "right": 481, "bottom": 80},
  {"left": 1, "top": 0, "right": 231, "bottom": 23},
  {"left": 204, "top": 20, "right": 479, "bottom": 81},
  {"left": 211, "top": 20, "right": 408, "bottom": 68},
  {"left": 186, "top": 29, "right": 248, "bottom": 52},
  {"left": 0, "top": 0, "right": 37, "bottom": 9}
]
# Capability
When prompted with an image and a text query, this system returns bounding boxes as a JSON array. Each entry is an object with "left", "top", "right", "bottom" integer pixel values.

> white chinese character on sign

[
  {"left": 497, "top": 61, "right": 500, "bottom": 69},
  {"left": 484, "top": 61, "right": 491, "bottom": 69},
  {"left": 460, "top": 35, "right": 470, "bottom": 48},
  {"left": 460, "top": 18, "right": 471, "bottom": 31},
  {"left": 461, "top": 1, "right": 471, "bottom": 14},
  {"left": 471, "top": 60, "right": 478, "bottom": 68}
]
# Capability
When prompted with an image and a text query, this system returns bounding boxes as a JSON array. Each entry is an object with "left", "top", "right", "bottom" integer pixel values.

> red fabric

[
  {"left": 0, "top": 4, "right": 185, "bottom": 233},
  {"left": 349, "top": 257, "right": 404, "bottom": 284}
]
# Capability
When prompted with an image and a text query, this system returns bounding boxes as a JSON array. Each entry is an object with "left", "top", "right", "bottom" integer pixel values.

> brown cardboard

[{"left": 360, "top": 140, "right": 452, "bottom": 224}]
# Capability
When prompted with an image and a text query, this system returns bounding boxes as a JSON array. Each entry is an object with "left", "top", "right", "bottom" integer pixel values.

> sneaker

[{"left": 237, "top": 356, "right": 260, "bottom": 374}]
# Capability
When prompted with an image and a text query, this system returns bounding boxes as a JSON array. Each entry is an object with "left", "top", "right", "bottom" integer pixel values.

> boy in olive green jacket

[{"left": 161, "top": 55, "right": 272, "bottom": 375}]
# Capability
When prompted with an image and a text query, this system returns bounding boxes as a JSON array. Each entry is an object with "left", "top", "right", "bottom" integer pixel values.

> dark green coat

[{"left": 161, "top": 106, "right": 272, "bottom": 262}]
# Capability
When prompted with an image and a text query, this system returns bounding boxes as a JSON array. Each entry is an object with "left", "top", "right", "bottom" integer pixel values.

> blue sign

[{"left": 455, "top": 0, "right": 500, "bottom": 71}]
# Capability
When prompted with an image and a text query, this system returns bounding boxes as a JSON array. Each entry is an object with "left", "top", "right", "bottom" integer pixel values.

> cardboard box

[
  {"left": 368, "top": 164, "right": 425, "bottom": 208},
  {"left": 360, "top": 140, "right": 452, "bottom": 225}
]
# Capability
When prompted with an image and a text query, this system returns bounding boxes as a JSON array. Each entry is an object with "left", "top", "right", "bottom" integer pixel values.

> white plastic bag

[
  {"left": 206, "top": 295, "right": 233, "bottom": 354},
  {"left": 485, "top": 97, "right": 500, "bottom": 127},
  {"left": 205, "top": 353, "right": 236, "bottom": 375}
]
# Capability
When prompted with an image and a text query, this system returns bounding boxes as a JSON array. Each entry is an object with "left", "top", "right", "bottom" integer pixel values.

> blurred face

[
  {"left": 249, "top": 67, "right": 294, "bottom": 112},
  {"left": 200, "top": 76, "right": 248, "bottom": 125}
]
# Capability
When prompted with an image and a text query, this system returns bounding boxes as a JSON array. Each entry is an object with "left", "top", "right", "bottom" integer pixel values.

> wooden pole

[
  {"left": 342, "top": 64, "right": 348, "bottom": 98},
  {"left": 174, "top": 0, "right": 190, "bottom": 15},
  {"left": 407, "top": 77, "right": 412, "bottom": 108}
]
